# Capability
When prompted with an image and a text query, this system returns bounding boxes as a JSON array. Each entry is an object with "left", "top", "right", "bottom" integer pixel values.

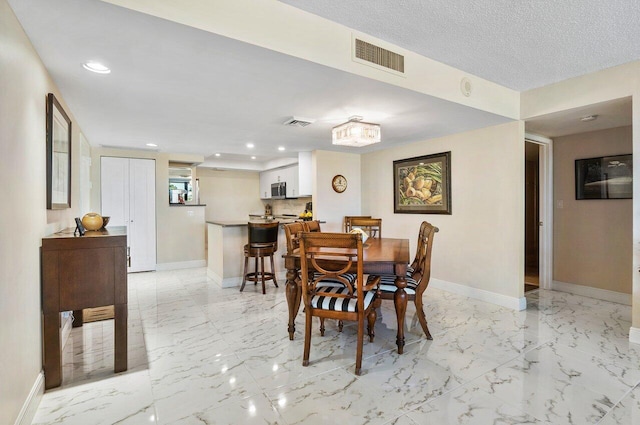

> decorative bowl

[
  {"left": 82, "top": 212, "right": 103, "bottom": 231},
  {"left": 101, "top": 216, "right": 110, "bottom": 229}
]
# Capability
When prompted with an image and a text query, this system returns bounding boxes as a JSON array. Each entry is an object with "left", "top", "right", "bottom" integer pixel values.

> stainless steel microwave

[{"left": 271, "top": 182, "right": 286, "bottom": 199}]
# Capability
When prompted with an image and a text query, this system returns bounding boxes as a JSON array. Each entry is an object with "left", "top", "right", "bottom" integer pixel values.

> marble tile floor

[{"left": 32, "top": 268, "right": 640, "bottom": 424}]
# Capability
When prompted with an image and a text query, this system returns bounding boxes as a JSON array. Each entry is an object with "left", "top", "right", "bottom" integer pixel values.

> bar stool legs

[{"left": 240, "top": 249, "right": 278, "bottom": 294}]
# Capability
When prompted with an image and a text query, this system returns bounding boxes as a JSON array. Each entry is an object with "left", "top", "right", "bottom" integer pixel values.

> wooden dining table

[{"left": 284, "top": 237, "right": 411, "bottom": 354}]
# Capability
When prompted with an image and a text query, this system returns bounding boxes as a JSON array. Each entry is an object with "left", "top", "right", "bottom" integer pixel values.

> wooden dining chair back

[
  {"left": 304, "top": 220, "right": 321, "bottom": 232},
  {"left": 241, "top": 221, "right": 280, "bottom": 294},
  {"left": 283, "top": 221, "right": 306, "bottom": 254},
  {"left": 348, "top": 217, "right": 382, "bottom": 239},
  {"left": 344, "top": 215, "right": 371, "bottom": 233},
  {"left": 371, "top": 221, "right": 438, "bottom": 339},
  {"left": 299, "top": 232, "right": 380, "bottom": 375}
]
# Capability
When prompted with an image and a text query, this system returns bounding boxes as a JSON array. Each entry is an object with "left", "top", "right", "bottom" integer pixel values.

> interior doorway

[{"left": 524, "top": 142, "right": 540, "bottom": 292}]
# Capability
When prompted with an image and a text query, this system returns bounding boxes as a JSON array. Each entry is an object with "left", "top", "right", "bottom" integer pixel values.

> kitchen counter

[{"left": 206, "top": 219, "right": 324, "bottom": 288}]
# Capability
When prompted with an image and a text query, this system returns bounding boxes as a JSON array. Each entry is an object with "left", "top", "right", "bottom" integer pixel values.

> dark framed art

[
  {"left": 46, "top": 93, "right": 72, "bottom": 209},
  {"left": 394, "top": 151, "right": 451, "bottom": 214},
  {"left": 575, "top": 154, "right": 632, "bottom": 200}
]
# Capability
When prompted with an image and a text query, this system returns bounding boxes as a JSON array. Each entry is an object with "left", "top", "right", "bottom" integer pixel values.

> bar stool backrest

[{"left": 248, "top": 221, "right": 279, "bottom": 250}]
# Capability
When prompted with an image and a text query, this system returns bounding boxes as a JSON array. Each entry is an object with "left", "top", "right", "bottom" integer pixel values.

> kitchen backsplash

[{"left": 265, "top": 198, "right": 310, "bottom": 215}]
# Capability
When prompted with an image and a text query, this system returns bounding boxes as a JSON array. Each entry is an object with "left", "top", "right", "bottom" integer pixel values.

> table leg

[
  {"left": 43, "top": 312, "right": 61, "bottom": 389},
  {"left": 114, "top": 303, "right": 128, "bottom": 373},
  {"left": 285, "top": 268, "right": 301, "bottom": 340},
  {"left": 394, "top": 275, "right": 408, "bottom": 354}
]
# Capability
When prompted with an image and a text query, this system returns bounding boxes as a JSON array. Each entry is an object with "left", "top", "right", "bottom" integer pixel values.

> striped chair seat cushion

[
  {"left": 311, "top": 286, "right": 376, "bottom": 312},
  {"left": 368, "top": 274, "right": 419, "bottom": 295},
  {"left": 406, "top": 265, "right": 414, "bottom": 275},
  {"left": 312, "top": 272, "right": 356, "bottom": 288}
]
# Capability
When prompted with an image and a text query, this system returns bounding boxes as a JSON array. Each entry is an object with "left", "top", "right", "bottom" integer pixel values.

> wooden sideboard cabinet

[{"left": 41, "top": 226, "right": 128, "bottom": 389}]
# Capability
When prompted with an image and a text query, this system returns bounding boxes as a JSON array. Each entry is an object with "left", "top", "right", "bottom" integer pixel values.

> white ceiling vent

[
  {"left": 353, "top": 38, "right": 405, "bottom": 75},
  {"left": 283, "top": 116, "right": 315, "bottom": 127}
]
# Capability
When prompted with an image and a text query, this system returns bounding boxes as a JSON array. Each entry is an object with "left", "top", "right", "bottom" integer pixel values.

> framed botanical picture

[
  {"left": 46, "top": 93, "right": 72, "bottom": 209},
  {"left": 394, "top": 151, "right": 451, "bottom": 214},
  {"left": 575, "top": 154, "right": 632, "bottom": 199}
]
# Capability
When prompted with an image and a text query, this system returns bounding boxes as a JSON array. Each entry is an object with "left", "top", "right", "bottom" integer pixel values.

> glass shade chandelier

[{"left": 332, "top": 116, "right": 381, "bottom": 147}]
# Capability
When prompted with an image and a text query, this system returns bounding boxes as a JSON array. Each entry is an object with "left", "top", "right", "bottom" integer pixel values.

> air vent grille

[
  {"left": 283, "top": 117, "right": 315, "bottom": 127},
  {"left": 355, "top": 38, "right": 404, "bottom": 73}
]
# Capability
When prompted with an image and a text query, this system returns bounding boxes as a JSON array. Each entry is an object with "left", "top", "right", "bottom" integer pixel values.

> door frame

[{"left": 525, "top": 133, "right": 553, "bottom": 290}]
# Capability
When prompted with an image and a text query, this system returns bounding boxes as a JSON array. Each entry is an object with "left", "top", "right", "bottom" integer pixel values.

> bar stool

[{"left": 241, "top": 221, "right": 280, "bottom": 294}]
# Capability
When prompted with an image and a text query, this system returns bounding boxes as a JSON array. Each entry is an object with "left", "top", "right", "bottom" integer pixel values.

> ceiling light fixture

[
  {"left": 278, "top": 146, "right": 285, "bottom": 151},
  {"left": 146, "top": 143, "right": 157, "bottom": 147},
  {"left": 82, "top": 61, "right": 111, "bottom": 74},
  {"left": 580, "top": 114, "right": 598, "bottom": 122},
  {"left": 332, "top": 116, "right": 381, "bottom": 147},
  {"left": 215, "top": 153, "right": 221, "bottom": 157},
  {"left": 246, "top": 143, "right": 254, "bottom": 148},
  {"left": 251, "top": 156, "right": 256, "bottom": 160}
]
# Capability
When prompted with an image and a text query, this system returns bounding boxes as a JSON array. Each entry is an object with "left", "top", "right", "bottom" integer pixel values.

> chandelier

[{"left": 332, "top": 116, "right": 381, "bottom": 147}]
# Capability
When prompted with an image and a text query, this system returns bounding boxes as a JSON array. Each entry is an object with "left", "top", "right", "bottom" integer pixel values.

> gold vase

[{"left": 82, "top": 213, "right": 103, "bottom": 231}]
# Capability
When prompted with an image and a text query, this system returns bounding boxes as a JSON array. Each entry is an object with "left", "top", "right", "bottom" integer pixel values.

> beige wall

[
  {"left": 362, "top": 121, "right": 525, "bottom": 300},
  {"left": 313, "top": 150, "right": 362, "bottom": 232},
  {"left": 0, "top": 1, "right": 86, "bottom": 422},
  {"left": 522, "top": 61, "right": 640, "bottom": 328},
  {"left": 553, "top": 126, "right": 632, "bottom": 293},
  {"left": 196, "top": 168, "right": 264, "bottom": 221},
  {"left": 91, "top": 148, "right": 205, "bottom": 266}
]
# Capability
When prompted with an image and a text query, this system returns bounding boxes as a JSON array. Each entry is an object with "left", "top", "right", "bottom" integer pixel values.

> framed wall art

[
  {"left": 575, "top": 154, "right": 632, "bottom": 199},
  {"left": 394, "top": 151, "right": 451, "bottom": 214},
  {"left": 46, "top": 93, "right": 72, "bottom": 209}
]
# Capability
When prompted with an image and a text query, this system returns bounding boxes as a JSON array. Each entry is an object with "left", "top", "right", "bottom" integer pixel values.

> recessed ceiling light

[
  {"left": 278, "top": 146, "right": 285, "bottom": 151},
  {"left": 251, "top": 156, "right": 256, "bottom": 160},
  {"left": 580, "top": 115, "right": 598, "bottom": 122},
  {"left": 215, "top": 153, "right": 221, "bottom": 157},
  {"left": 146, "top": 143, "right": 157, "bottom": 147},
  {"left": 82, "top": 61, "right": 111, "bottom": 74},
  {"left": 246, "top": 143, "right": 254, "bottom": 148}
]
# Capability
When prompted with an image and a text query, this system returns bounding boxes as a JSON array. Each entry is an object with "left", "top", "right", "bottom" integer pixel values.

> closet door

[
  {"left": 101, "top": 157, "right": 156, "bottom": 272},
  {"left": 128, "top": 159, "right": 156, "bottom": 272}
]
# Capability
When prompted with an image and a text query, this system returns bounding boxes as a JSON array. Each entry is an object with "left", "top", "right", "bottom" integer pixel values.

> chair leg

[
  {"left": 414, "top": 296, "right": 433, "bottom": 340},
  {"left": 270, "top": 253, "right": 278, "bottom": 287},
  {"left": 319, "top": 317, "right": 325, "bottom": 336},
  {"left": 338, "top": 320, "right": 343, "bottom": 332},
  {"left": 240, "top": 255, "right": 248, "bottom": 292},
  {"left": 355, "top": 317, "right": 364, "bottom": 375},
  {"left": 303, "top": 310, "right": 312, "bottom": 367},
  {"left": 367, "top": 308, "right": 377, "bottom": 342},
  {"left": 254, "top": 257, "right": 258, "bottom": 285},
  {"left": 260, "top": 255, "right": 266, "bottom": 294}
]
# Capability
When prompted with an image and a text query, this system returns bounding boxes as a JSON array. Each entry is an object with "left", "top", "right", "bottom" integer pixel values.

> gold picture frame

[{"left": 393, "top": 151, "right": 451, "bottom": 214}]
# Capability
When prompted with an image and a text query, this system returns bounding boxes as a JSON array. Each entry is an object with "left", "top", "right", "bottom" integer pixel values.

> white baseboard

[
  {"left": 14, "top": 371, "right": 44, "bottom": 425},
  {"left": 629, "top": 327, "right": 640, "bottom": 345},
  {"left": 429, "top": 278, "right": 527, "bottom": 311},
  {"left": 207, "top": 269, "right": 287, "bottom": 288},
  {"left": 552, "top": 280, "right": 631, "bottom": 305},
  {"left": 155, "top": 260, "right": 206, "bottom": 271}
]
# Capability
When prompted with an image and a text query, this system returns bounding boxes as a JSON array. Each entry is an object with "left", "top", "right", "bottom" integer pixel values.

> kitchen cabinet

[
  {"left": 298, "top": 151, "right": 312, "bottom": 197},
  {"left": 259, "top": 168, "right": 274, "bottom": 199}
]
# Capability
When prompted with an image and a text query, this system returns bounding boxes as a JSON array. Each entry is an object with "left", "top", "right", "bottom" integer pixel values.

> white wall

[
  {"left": 313, "top": 150, "right": 361, "bottom": 232},
  {"left": 362, "top": 121, "right": 525, "bottom": 303},
  {"left": 0, "top": 1, "right": 84, "bottom": 422}
]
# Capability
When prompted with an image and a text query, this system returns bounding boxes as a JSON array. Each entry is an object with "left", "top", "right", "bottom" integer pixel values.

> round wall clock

[{"left": 332, "top": 174, "right": 347, "bottom": 193}]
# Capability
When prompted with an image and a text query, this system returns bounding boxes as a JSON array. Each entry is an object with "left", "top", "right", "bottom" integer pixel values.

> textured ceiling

[{"left": 279, "top": 0, "right": 640, "bottom": 91}]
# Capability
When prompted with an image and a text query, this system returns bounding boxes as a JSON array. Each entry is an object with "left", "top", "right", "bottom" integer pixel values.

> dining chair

[
  {"left": 284, "top": 221, "right": 356, "bottom": 298},
  {"left": 348, "top": 217, "right": 382, "bottom": 239},
  {"left": 371, "top": 221, "right": 438, "bottom": 339},
  {"left": 304, "top": 220, "right": 321, "bottom": 232},
  {"left": 344, "top": 215, "right": 371, "bottom": 233},
  {"left": 240, "top": 221, "right": 280, "bottom": 294},
  {"left": 299, "top": 232, "right": 381, "bottom": 375}
]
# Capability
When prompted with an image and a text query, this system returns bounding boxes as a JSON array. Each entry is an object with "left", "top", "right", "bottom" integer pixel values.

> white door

[{"left": 101, "top": 157, "right": 156, "bottom": 272}]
